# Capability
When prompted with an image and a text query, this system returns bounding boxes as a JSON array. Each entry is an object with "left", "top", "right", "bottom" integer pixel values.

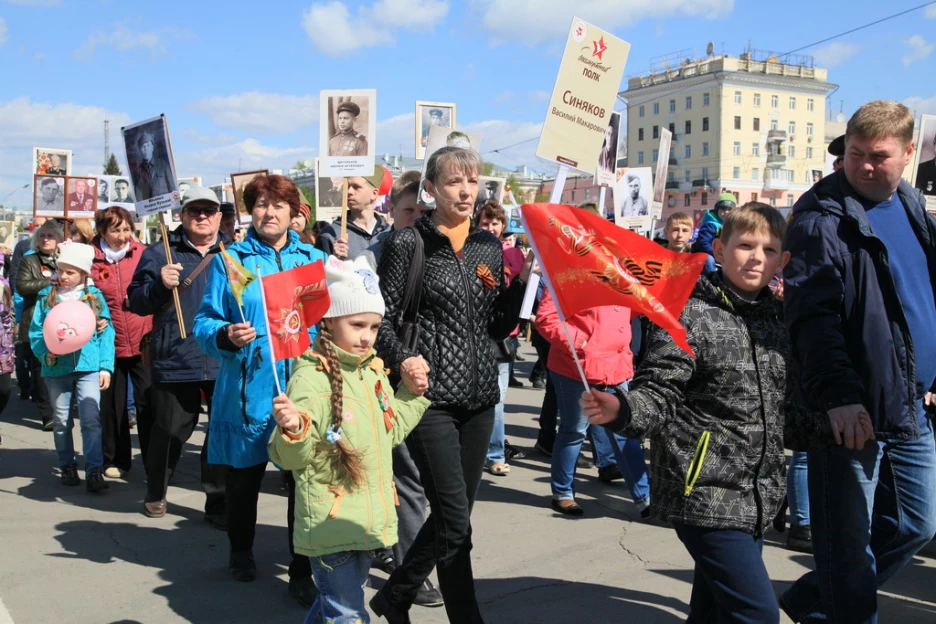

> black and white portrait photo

[
  {"left": 97, "top": 177, "right": 110, "bottom": 203},
  {"left": 319, "top": 89, "right": 376, "bottom": 177},
  {"left": 914, "top": 114, "right": 936, "bottom": 201},
  {"left": 474, "top": 176, "right": 505, "bottom": 214},
  {"left": 111, "top": 177, "right": 135, "bottom": 204},
  {"left": 423, "top": 126, "right": 481, "bottom": 169},
  {"left": 122, "top": 115, "right": 179, "bottom": 212},
  {"left": 811, "top": 169, "right": 824, "bottom": 184},
  {"left": 595, "top": 111, "right": 620, "bottom": 187},
  {"left": 33, "top": 175, "right": 65, "bottom": 217},
  {"left": 177, "top": 177, "right": 201, "bottom": 201},
  {"left": 415, "top": 101, "right": 455, "bottom": 160},
  {"left": 614, "top": 167, "right": 653, "bottom": 229}
]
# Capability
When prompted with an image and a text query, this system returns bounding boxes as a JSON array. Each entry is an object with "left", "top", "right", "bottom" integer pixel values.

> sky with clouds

[{"left": 1, "top": 0, "right": 935, "bottom": 207}]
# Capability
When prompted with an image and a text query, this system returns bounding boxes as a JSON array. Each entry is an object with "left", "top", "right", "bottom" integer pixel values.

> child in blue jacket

[{"left": 691, "top": 192, "right": 737, "bottom": 272}]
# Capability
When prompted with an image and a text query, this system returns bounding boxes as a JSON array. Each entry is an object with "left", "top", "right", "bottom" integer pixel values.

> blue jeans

[
  {"left": 550, "top": 371, "right": 650, "bottom": 505},
  {"left": 486, "top": 362, "right": 511, "bottom": 465},
  {"left": 781, "top": 421, "right": 936, "bottom": 623},
  {"left": 787, "top": 451, "right": 810, "bottom": 528},
  {"left": 674, "top": 523, "right": 779, "bottom": 624},
  {"left": 306, "top": 550, "right": 373, "bottom": 624},
  {"left": 46, "top": 372, "right": 103, "bottom": 471}
]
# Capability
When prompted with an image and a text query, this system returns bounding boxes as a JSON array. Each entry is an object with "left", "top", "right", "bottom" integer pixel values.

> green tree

[
  {"left": 482, "top": 161, "right": 497, "bottom": 176},
  {"left": 103, "top": 153, "right": 122, "bottom": 175}
]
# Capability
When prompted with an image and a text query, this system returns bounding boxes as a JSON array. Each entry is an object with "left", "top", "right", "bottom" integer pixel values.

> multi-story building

[{"left": 623, "top": 48, "right": 837, "bottom": 219}]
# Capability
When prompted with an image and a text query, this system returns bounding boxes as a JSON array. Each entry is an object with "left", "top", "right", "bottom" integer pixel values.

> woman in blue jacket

[{"left": 193, "top": 175, "right": 327, "bottom": 605}]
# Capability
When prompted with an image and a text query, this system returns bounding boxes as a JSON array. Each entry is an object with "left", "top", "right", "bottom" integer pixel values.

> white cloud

[
  {"left": 926, "top": 4, "right": 936, "bottom": 18},
  {"left": 187, "top": 92, "right": 319, "bottom": 134},
  {"left": 472, "top": 0, "right": 733, "bottom": 47},
  {"left": 529, "top": 90, "right": 551, "bottom": 102},
  {"left": 494, "top": 91, "right": 515, "bottom": 103},
  {"left": 811, "top": 42, "right": 859, "bottom": 68},
  {"left": 903, "top": 94, "right": 936, "bottom": 116},
  {"left": 902, "top": 35, "right": 934, "bottom": 68},
  {"left": 0, "top": 18, "right": 7, "bottom": 47},
  {"left": 303, "top": 0, "right": 449, "bottom": 56},
  {"left": 176, "top": 139, "right": 315, "bottom": 183},
  {"left": 74, "top": 22, "right": 192, "bottom": 62}
]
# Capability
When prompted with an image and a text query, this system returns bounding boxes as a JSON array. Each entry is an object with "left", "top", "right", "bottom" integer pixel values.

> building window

[
  {"left": 685, "top": 120, "right": 692, "bottom": 135},
  {"left": 667, "top": 171, "right": 675, "bottom": 182},
  {"left": 734, "top": 116, "right": 742, "bottom": 130},
  {"left": 789, "top": 121, "right": 796, "bottom": 135},
  {"left": 701, "top": 192, "right": 708, "bottom": 206},
  {"left": 653, "top": 102, "right": 660, "bottom": 115},
  {"left": 639, "top": 105, "right": 645, "bottom": 118},
  {"left": 637, "top": 151, "right": 644, "bottom": 164},
  {"left": 669, "top": 122, "right": 675, "bottom": 134},
  {"left": 753, "top": 118, "right": 760, "bottom": 131},
  {"left": 685, "top": 96, "right": 692, "bottom": 110},
  {"left": 733, "top": 141, "right": 741, "bottom": 156},
  {"left": 807, "top": 98, "right": 814, "bottom": 112},
  {"left": 685, "top": 170, "right": 692, "bottom": 182},
  {"left": 806, "top": 122, "right": 814, "bottom": 137},
  {"left": 751, "top": 192, "right": 758, "bottom": 202},
  {"left": 570, "top": 190, "right": 575, "bottom": 202},
  {"left": 752, "top": 143, "right": 760, "bottom": 156},
  {"left": 771, "top": 94, "right": 779, "bottom": 108},
  {"left": 638, "top": 128, "right": 644, "bottom": 141},
  {"left": 752, "top": 167, "right": 760, "bottom": 181},
  {"left": 702, "top": 142, "right": 709, "bottom": 156},
  {"left": 733, "top": 166, "right": 741, "bottom": 179},
  {"left": 703, "top": 92, "right": 710, "bottom": 106},
  {"left": 789, "top": 145, "right": 796, "bottom": 158},
  {"left": 806, "top": 147, "right": 814, "bottom": 159},
  {"left": 789, "top": 96, "right": 796, "bottom": 110},
  {"left": 769, "top": 195, "right": 776, "bottom": 207},
  {"left": 669, "top": 99, "right": 676, "bottom": 113},
  {"left": 685, "top": 145, "right": 691, "bottom": 159},
  {"left": 652, "top": 125, "right": 659, "bottom": 139},
  {"left": 652, "top": 149, "right": 659, "bottom": 162},
  {"left": 702, "top": 117, "right": 709, "bottom": 131},
  {"left": 684, "top": 194, "right": 691, "bottom": 207},
  {"left": 584, "top": 188, "right": 590, "bottom": 201},
  {"left": 701, "top": 167, "right": 708, "bottom": 180},
  {"left": 770, "top": 119, "right": 778, "bottom": 131},
  {"left": 734, "top": 91, "right": 742, "bottom": 105},
  {"left": 753, "top": 93, "right": 761, "bottom": 107},
  {"left": 787, "top": 193, "right": 794, "bottom": 207}
]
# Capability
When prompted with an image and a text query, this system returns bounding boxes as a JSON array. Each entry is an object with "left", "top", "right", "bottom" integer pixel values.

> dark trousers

[
  {"left": 532, "top": 336, "right": 557, "bottom": 451},
  {"left": 0, "top": 373, "right": 13, "bottom": 417},
  {"left": 146, "top": 381, "right": 226, "bottom": 516},
  {"left": 391, "top": 440, "right": 429, "bottom": 566},
  {"left": 673, "top": 523, "right": 780, "bottom": 624},
  {"left": 226, "top": 461, "right": 311, "bottom": 580},
  {"left": 100, "top": 356, "right": 151, "bottom": 472},
  {"left": 26, "top": 346, "right": 52, "bottom": 425},
  {"left": 14, "top": 343, "right": 32, "bottom": 396},
  {"left": 382, "top": 405, "right": 495, "bottom": 624}
]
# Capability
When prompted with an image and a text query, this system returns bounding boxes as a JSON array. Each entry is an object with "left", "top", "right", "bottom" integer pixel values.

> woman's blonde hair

[
  {"left": 31, "top": 220, "right": 64, "bottom": 252},
  {"left": 425, "top": 146, "right": 483, "bottom": 186}
]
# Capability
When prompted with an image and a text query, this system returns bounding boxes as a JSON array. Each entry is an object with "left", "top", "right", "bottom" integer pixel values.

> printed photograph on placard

[
  {"left": 416, "top": 178, "right": 436, "bottom": 210},
  {"left": 614, "top": 167, "right": 653, "bottom": 229},
  {"left": 913, "top": 114, "right": 936, "bottom": 212},
  {"left": 34, "top": 175, "right": 66, "bottom": 217},
  {"left": 231, "top": 169, "right": 268, "bottom": 224},
  {"left": 811, "top": 169, "right": 824, "bottom": 184},
  {"left": 122, "top": 114, "right": 180, "bottom": 216},
  {"left": 474, "top": 176, "right": 506, "bottom": 214},
  {"left": 111, "top": 176, "right": 135, "bottom": 204},
  {"left": 415, "top": 101, "right": 456, "bottom": 160},
  {"left": 0, "top": 221, "right": 15, "bottom": 248},
  {"left": 319, "top": 89, "right": 377, "bottom": 177},
  {"left": 32, "top": 147, "right": 71, "bottom": 176},
  {"left": 177, "top": 177, "right": 202, "bottom": 200},
  {"left": 595, "top": 112, "right": 621, "bottom": 187},
  {"left": 423, "top": 126, "right": 481, "bottom": 169},
  {"left": 66, "top": 176, "right": 99, "bottom": 218},
  {"left": 96, "top": 176, "right": 111, "bottom": 204}
]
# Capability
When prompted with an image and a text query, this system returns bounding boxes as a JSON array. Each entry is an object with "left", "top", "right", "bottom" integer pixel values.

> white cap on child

[
  {"left": 323, "top": 255, "right": 386, "bottom": 319},
  {"left": 56, "top": 242, "right": 95, "bottom": 275}
]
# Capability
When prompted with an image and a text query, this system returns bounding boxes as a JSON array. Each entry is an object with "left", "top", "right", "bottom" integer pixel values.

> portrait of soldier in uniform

[
  {"left": 34, "top": 176, "right": 65, "bottom": 216},
  {"left": 97, "top": 178, "right": 110, "bottom": 203},
  {"left": 113, "top": 178, "right": 134, "bottom": 203},
  {"left": 122, "top": 115, "right": 179, "bottom": 204},
  {"left": 915, "top": 118, "right": 936, "bottom": 197},
  {"left": 415, "top": 101, "right": 455, "bottom": 160},
  {"left": 328, "top": 101, "right": 368, "bottom": 157}
]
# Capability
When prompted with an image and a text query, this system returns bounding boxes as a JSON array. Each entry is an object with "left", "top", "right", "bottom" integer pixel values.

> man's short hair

[
  {"left": 114, "top": 178, "right": 129, "bottom": 187},
  {"left": 390, "top": 170, "right": 421, "bottom": 206},
  {"left": 136, "top": 131, "right": 155, "bottom": 149},
  {"left": 720, "top": 202, "right": 787, "bottom": 246},
  {"left": 475, "top": 201, "right": 507, "bottom": 227},
  {"left": 40, "top": 177, "right": 58, "bottom": 188},
  {"left": 665, "top": 212, "right": 693, "bottom": 229},
  {"left": 846, "top": 100, "right": 914, "bottom": 147}
]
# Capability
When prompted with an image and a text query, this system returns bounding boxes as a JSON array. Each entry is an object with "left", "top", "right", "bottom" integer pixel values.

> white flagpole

[
  {"left": 598, "top": 186, "right": 607, "bottom": 216},
  {"left": 254, "top": 264, "right": 283, "bottom": 396},
  {"left": 519, "top": 203, "right": 589, "bottom": 391},
  {"left": 549, "top": 165, "right": 569, "bottom": 204}
]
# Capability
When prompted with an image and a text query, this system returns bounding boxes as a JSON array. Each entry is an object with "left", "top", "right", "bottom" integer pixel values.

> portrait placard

[
  {"left": 614, "top": 167, "right": 653, "bottom": 230},
  {"left": 651, "top": 127, "right": 673, "bottom": 216},
  {"left": 65, "top": 176, "right": 99, "bottom": 219},
  {"left": 474, "top": 176, "right": 506, "bottom": 214},
  {"left": 0, "top": 221, "right": 14, "bottom": 248},
  {"left": 32, "top": 147, "right": 72, "bottom": 176},
  {"left": 122, "top": 114, "right": 180, "bottom": 216},
  {"left": 416, "top": 178, "right": 436, "bottom": 210},
  {"left": 536, "top": 17, "right": 630, "bottom": 174},
  {"left": 319, "top": 89, "right": 377, "bottom": 177},
  {"left": 96, "top": 175, "right": 136, "bottom": 212},
  {"left": 231, "top": 170, "right": 269, "bottom": 224},
  {"left": 175, "top": 177, "right": 204, "bottom": 223},
  {"left": 422, "top": 126, "right": 481, "bottom": 172},
  {"left": 415, "top": 101, "right": 456, "bottom": 160},
  {"left": 33, "top": 174, "right": 66, "bottom": 218},
  {"left": 595, "top": 111, "right": 621, "bottom": 187},
  {"left": 912, "top": 114, "right": 936, "bottom": 213},
  {"left": 315, "top": 159, "right": 345, "bottom": 223}
]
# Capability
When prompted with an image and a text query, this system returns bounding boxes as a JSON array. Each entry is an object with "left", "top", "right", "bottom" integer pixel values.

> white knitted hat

[
  {"left": 56, "top": 242, "right": 95, "bottom": 275},
  {"left": 323, "top": 255, "right": 386, "bottom": 319}
]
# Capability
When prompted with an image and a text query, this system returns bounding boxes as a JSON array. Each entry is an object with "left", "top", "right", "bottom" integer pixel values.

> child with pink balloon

[{"left": 28, "top": 243, "right": 115, "bottom": 492}]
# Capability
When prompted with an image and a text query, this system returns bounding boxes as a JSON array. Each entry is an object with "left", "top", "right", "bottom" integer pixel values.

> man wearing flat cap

[
  {"left": 421, "top": 107, "right": 444, "bottom": 147},
  {"left": 329, "top": 101, "right": 368, "bottom": 157}
]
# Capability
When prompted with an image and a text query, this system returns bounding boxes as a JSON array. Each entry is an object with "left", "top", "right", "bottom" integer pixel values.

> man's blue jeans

[
  {"left": 550, "top": 371, "right": 650, "bottom": 505},
  {"left": 46, "top": 372, "right": 103, "bottom": 471},
  {"left": 787, "top": 451, "right": 810, "bottom": 528},
  {"left": 781, "top": 420, "right": 936, "bottom": 623},
  {"left": 306, "top": 550, "right": 373, "bottom": 624},
  {"left": 486, "top": 362, "right": 511, "bottom": 465}
]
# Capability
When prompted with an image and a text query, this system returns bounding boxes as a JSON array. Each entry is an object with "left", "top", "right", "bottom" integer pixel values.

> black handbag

[
  {"left": 396, "top": 227, "right": 424, "bottom": 353},
  {"left": 491, "top": 337, "right": 517, "bottom": 363}
]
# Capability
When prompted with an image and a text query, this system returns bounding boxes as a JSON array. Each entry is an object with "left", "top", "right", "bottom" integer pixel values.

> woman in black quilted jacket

[{"left": 372, "top": 147, "right": 528, "bottom": 624}]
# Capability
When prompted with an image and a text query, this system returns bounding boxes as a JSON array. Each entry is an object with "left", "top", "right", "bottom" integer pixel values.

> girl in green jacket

[{"left": 269, "top": 256, "right": 429, "bottom": 624}]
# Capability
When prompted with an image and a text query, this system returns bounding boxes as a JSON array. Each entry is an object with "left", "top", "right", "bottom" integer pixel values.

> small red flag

[
  {"left": 521, "top": 203, "right": 707, "bottom": 355},
  {"left": 261, "top": 260, "right": 330, "bottom": 361}
]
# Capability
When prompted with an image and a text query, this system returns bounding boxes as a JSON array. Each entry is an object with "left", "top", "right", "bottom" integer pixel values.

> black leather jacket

[
  {"left": 16, "top": 251, "right": 57, "bottom": 344},
  {"left": 376, "top": 215, "right": 525, "bottom": 411}
]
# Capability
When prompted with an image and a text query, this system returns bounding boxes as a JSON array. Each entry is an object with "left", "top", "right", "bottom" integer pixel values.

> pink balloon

[{"left": 42, "top": 300, "right": 96, "bottom": 355}]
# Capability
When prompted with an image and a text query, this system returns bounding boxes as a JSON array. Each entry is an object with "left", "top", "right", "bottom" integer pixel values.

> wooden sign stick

[
  {"left": 159, "top": 217, "right": 186, "bottom": 339},
  {"left": 340, "top": 177, "right": 349, "bottom": 243}
]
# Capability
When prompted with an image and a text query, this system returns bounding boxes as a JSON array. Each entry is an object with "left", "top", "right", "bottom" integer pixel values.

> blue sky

[{"left": 1, "top": 0, "right": 935, "bottom": 207}]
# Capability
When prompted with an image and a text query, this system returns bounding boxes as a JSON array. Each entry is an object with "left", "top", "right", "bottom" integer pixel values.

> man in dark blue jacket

[
  {"left": 128, "top": 187, "right": 229, "bottom": 524},
  {"left": 780, "top": 101, "right": 936, "bottom": 623}
]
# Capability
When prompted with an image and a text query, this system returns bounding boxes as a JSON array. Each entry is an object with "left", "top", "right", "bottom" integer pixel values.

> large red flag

[
  {"left": 261, "top": 260, "right": 330, "bottom": 361},
  {"left": 521, "top": 203, "right": 707, "bottom": 355}
]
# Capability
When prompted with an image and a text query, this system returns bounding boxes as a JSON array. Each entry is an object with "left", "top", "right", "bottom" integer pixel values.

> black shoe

[
  {"left": 204, "top": 513, "right": 228, "bottom": 531},
  {"left": 61, "top": 464, "right": 80, "bottom": 486},
  {"left": 42, "top": 420, "right": 54, "bottom": 432},
  {"left": 575, "top": 455, "right": 592, "bottom": 470},
  {"left": 229, "top": 550, "right": 256, "bottom": 582},
  {"left": 508, "top": 376, "right": 525, "bottom": 388},
  {"left": 534, "top": 441, "right": 553, "bottom": 457},
  {"left": 551, "top": 499, "right": 585, "bottom": 516},
  {"left": 128, "top": 408, "right": 137, "bottom": 429},
  {"left": 414, "top": 579, "right": 444, "bottom": 608},
  {"left": 531, "top": 377, "right": 546, "bottom": 389},
  {"left": 598, "top": 465, "right": 623, "bottom": 482},
  {"left": 786, "top": 525, "right": 813, "bottom": 554},
  {"left": 19, "top": 391, "right": 30, "bottom": 401},
  {"left": 640, "top": 506, "right": 653, "bottom": 521},
  {"left": 372, "top": 548, "right": 396, "bottom": 574},
  {"left": 288, "top": 576, "right": 319, "bottom": 607},
  {"left": 86, "top": 469, "right": 109, "bottom": 492},
  {"left": 504, "top": 441, "right": 525, "bottom": 461},
  {"left": 370, "top": 591, "right": 411, "bottom": 624}
]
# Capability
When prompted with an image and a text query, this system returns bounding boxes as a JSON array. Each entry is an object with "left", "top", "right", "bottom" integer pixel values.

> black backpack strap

[{"left": 399, "top": 227, "right": 424, "bottom": 326}]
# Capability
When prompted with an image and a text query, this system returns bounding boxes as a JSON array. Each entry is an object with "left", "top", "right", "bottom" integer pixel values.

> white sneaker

[{"left": 103, "top": 466, "right": 123, "bottom": 479}]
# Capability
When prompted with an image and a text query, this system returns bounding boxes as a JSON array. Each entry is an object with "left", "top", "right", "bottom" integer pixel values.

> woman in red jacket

[{"left": 90, "top": 207, "right": 153, "bottom": 478}]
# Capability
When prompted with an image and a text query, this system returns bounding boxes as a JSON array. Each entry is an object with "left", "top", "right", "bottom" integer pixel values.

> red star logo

[
  {"left": 592, "top": 36, "right": 608, "bottom": 61},
  {"left": 574, "top": 25, "right": 584, "bottom": 39}
]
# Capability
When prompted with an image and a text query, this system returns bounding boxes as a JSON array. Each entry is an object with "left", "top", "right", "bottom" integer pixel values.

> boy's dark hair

[
  {"left": 665, "top": 212, "right": 693, "bottom": 229},
  {"left": 389, "top": 170, "right": 421, "bottom": 206},
  {"left": 720, "top": 202, "right": 787, "bottom": 246}
]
